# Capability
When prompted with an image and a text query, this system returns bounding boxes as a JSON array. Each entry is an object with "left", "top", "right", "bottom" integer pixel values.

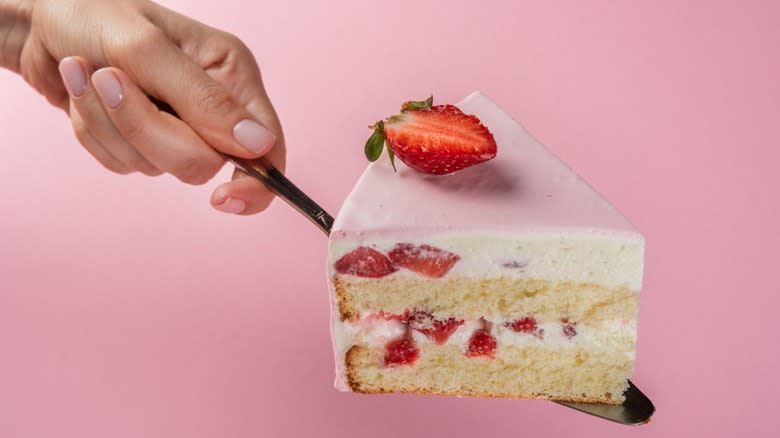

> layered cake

[{"left": 327, "top": 92, "right": 644, "bottom": 404}]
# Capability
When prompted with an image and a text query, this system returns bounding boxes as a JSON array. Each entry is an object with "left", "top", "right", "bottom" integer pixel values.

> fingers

[
  {"left": 106, "top": 25, "right": 277, "bottom": 160},
  {"left": 54, "top": 13, "right": 287, "bottom": 215},
  {"left": 20, "top": 36, "right": 68, "bottom": 111},
  {"left": 132, "top": 11, "right": 287, "bottom": 216},
  {"left": 59, "top": 56, "right": 225, "bottom": 185},
  {"left": 145, "top": 4, "right": 284, "bottom": 148},
  {"left": 89, "top": 67, "right": 225, "bottom": 185},
  {"left": 60, "top": 57, "right": 161, "bottom": 176},
  {"left": 210, "top": 168, "right": 276, "bottom": 216},
  {"left": 69, "top": 106, "right": 132, "bottom": 175},
  {"left": 58, "top": 56, "right": 280, "bottom": 217}
]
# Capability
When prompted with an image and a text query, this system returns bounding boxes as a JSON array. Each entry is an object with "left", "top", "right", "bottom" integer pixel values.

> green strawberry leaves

[
  {"left": 365, "top": 96, "right": 434, "bottom": 172},
  {"left": 386, "top": 144, "right": 397, "bottom": 171},
  {"left": 364, "top": 121, "right": 396, "bottom": 171},
  {"left": 364, "top": 121, "right": 386, "bottom": 161}
]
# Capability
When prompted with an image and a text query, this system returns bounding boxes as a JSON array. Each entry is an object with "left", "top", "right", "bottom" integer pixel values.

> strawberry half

[
  {"left": 384, "top": 336, "right": 420, "bottom": 366},
  {"left": 364, "top": 96, "right": 497, "bottom": 175},
  {"left": 466, "top": 329, "right": 497, "bottom": 358},
  {"left": 406, "top": 310, "right": 465, "bottom": 344},
  {"left": 334, "top": 246, "right": 398, "bottom": 278},
  {"left": 388, "top": 243, "right": 460, "bottom": 278}
]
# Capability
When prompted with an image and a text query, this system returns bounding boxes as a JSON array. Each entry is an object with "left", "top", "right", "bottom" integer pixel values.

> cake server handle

[
  {"left": 219, "top": 154, "right": 334, "bottom": 234},
  {"left": 150, "top": 97, "right": 334, "bottom": 235},
  {"left": 151, "top": 97, "right": 653, "bottom": 425}
]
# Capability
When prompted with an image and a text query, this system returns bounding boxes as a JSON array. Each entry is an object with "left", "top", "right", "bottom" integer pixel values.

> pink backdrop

[{"left": 1, "top": 0, "right": 778, "bottom": 436}]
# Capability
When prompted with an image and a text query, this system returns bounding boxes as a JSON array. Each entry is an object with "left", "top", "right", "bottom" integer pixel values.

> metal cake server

[{"left": 152, "top": 98, "right": 655, "bottom": 425}]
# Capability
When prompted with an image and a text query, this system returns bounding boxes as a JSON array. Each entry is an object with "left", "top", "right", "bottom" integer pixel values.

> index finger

[{"left": 106, "top": 25, "right": 276, "bottom": 159}]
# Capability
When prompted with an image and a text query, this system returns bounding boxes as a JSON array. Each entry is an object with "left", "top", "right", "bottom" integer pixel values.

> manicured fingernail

[
  {"left": 91, "top": 69, "right": 124, "bottom": 109},
  {"left": 214, "top": 197, "right": 246, "bottom": 214},
  {"left": 233, "top": 119, "right": 276, "bottom": 154},
  {"left": 58, "top": 57, "right": 87, "bottom": 97}
]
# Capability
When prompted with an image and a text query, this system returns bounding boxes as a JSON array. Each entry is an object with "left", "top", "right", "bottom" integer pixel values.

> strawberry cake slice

[{"left": 327, "top": 92, "right": 644, "bottom": 404}]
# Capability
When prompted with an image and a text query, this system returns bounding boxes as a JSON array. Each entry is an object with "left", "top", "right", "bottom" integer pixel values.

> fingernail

[
  {"left": 58, "top": 57, "right": 87, "bottom": 97},
  {"left": 214, "top": 197, "right": 246, "bottom": 214},
  {"left": 233, "top": 119, "right": 276, "bottom": 155},
  {"left": 91, "top": 69, "right": 124, "bottom": 109}
]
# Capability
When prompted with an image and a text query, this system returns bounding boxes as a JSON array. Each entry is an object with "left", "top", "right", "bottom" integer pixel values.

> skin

[{"left": 0, "top": 0, "right": 285, "bottom": 215}]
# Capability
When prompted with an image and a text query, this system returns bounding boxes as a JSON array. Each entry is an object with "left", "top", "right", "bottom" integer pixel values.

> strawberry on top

[{"left": 365, "top": 96, "right": 497, "bottom": 175}]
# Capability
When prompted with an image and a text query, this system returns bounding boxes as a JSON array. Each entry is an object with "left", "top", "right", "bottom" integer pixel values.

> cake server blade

[
  {"left": 555, "top": 380, "right": 655, "bottom": 425},
  {"left": 151, "top": 97, "right": 654, "bottom": 425}
]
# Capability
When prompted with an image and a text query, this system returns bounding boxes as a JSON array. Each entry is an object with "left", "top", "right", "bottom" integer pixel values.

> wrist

[{"left": 0, "top": 0, "right": 33, "bottom": 73}]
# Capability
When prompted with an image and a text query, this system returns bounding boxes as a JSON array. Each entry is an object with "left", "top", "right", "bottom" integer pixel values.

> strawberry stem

[
  {"left": 364, "top": 95, "right": 436, "bottom": 172},
  {"left": 401, "top": 95, "right": 433, "bottom": 112}
]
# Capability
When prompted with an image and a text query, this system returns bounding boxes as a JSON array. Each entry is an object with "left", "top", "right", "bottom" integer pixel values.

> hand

[{"left": 0, "top": 0, "right": 285, "bottom": 215}]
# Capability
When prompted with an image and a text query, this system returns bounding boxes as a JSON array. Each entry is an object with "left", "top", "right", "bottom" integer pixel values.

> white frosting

[{"left": 329, "top": 232, "right": 644, "bottom": 290}]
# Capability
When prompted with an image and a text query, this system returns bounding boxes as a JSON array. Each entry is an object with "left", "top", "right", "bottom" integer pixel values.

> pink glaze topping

[{"left": 331, "top": 92, "right": 640, "bottom": 240}]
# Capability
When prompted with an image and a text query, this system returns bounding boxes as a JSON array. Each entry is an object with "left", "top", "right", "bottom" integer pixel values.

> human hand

[{"left": 0, "top": 0, "right": 285, "bottom": 215}]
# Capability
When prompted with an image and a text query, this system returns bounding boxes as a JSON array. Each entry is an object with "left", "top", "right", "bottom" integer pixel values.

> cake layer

[
  {"left": 329, "top": 233, "right": 644, "bottom": 291},
  {"left": 333, "top": 275, "right": 638, "bottom": 323},
  {"left": 333, "top": 315, "right": 637, "bottom": 399},
  {"left": 345, "top": 343, "right": 631, "bottom": 403}
]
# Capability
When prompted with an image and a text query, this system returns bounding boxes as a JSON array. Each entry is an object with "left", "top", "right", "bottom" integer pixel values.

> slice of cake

[{"left": 327, "top": 92, "right": 644, "bottom": 404}]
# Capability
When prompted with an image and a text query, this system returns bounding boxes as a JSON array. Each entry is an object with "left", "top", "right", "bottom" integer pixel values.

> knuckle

[
  {"left": 149, "top": 168, "right": 165, "bottom": 177},
  {"left": 104, "top": 161, "right": 132, "bottom": 175},
  {"left": 175, "top": 157, "right": 221, "bottom": 185},
  {"left": 138, "top": 164, "right": 162, "bottom": 177},
  {"left": 109, "top": 25, "right": 165, "bottom": 62},
  {"left": 117, "top": 119, "right": 146, "bottom": 142},
  {"left": 71, "top": 123, "right": 131, "bottom": 175},
  {"left": 195, "top": 81, "right": 235, "bottom": 116},
  {"left": 127, "top": 156, "right": 152, "bottom": 172},
  {"left": 222, "top": 32, "right": 248, "bottom": 53},
  {"left": 177, "top": 170, "right": 208, "bottom": 186},
  {"left": 72, "top": 121, "right": 90, "bottom": 144},
  {"left": 94, "top": 149, "right": 132, "bottom": 175}
]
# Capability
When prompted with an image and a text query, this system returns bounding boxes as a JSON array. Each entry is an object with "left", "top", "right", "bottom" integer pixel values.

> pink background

[{"left": 1, "top": 0, "right": 778, "bottom": 436}]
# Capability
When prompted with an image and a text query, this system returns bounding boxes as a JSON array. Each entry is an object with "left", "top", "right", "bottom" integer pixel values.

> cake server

[{"left": 152, "top": 98, "right": 655, "bottom": 425}]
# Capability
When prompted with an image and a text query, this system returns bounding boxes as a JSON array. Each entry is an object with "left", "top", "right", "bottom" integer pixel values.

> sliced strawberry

[
  {"left": 422, "top": 319, "right": 465, "bottom": 344},
  {"left": 505, "top": 317, "right": 545, "bottom": 339},
  {"left": 466, "top": 329, "right": 497, "bottom": 358},
  {"left": 505, "top": 316, "right": 537, "bottom": 333},
  {"left": 334, "top": 246, "right": 397, "bottom": 278},
  {"left": 407, "top": 310, "right": 464, "bottom": 344},
  {"left": 374, "top": 311, "right": 408, "bottom": 321},
  {"left": 384, "top": 336, "right": 419, "bottom": 366},
  {"left": 388, "top": 243, "right": 460, "bottom": 278},
  {"left": 364, "top": 96, "right": 497, "bottom": 175},
  {"left": 562, "top": 318, "right": 578, "bottom": 339}
]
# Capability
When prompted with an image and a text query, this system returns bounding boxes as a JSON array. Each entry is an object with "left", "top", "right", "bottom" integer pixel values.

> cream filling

[
  {"left": 333, "top": 317, "right": 637, "bottom": 391},
  {"left": 328, "top": 233, "right": 644, "bottom": 290}
]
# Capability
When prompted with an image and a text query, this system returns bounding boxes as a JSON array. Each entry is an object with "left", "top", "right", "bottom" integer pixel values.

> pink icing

[{"left": 330, "top": 92, "right": 640, "bottom": 240}]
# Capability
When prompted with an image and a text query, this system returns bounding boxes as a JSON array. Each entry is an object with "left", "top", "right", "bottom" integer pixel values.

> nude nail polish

[
  {"left": 215, "top": 198, "right": 246, "bottom": 214},
  {"left": 91, "top": 69, "right": 124, "bottom": 109},
  {"left": 58, "top": 57, "right": 87, "bottom": 97},
  {"left": 233, "top": 119, "right": 276, "bottom": 155}
]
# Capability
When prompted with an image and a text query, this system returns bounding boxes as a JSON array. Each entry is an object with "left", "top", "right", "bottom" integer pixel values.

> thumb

[{"left": 113, "top": 26, "right": 276, "bottom": 159}]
